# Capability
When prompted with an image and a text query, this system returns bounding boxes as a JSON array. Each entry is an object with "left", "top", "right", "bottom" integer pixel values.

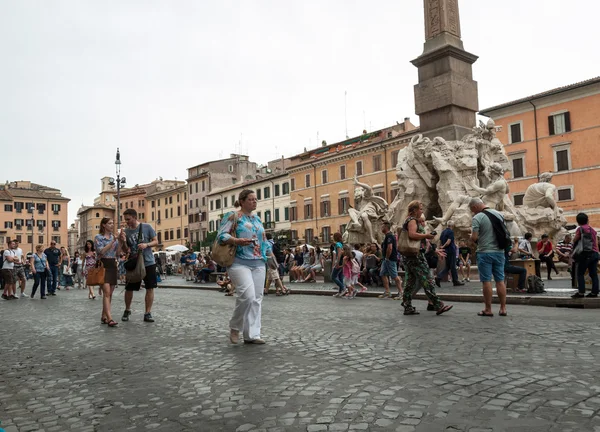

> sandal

[
  {"left": 436, "top": 304, "right": 453, "bottom": 315},
  {"left": 276, "top": 292, "right": 282, "bottom": 296},
  {"left": 477, "top": 311, "right": 494, "bottom": 317},
  {"left": 499, "top": 311, "right": 508, "bottom": 317},
  {"left": 378, "top": 292, "right": 391, "bottom": 299},
  {"left": 107, "top": 320, "right": 118, "bottom": 327},
  {"left": 101, "top": 317, "right": 108, "bottom": 325},
  {"left": 403, "top": 307, "right": 420, "bottom": 315}
]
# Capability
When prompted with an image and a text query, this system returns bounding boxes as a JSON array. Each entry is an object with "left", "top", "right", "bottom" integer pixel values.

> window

[
  {"left": 202, "top": 181, "right": 206, "bottom": 192},
  {"left": 209, "top": 221, "right": 214, "bottom": 232},
  {"left": 320, "top": 200, "right": 331, "bottom": 217},
  {"left": 4, "top": 204, "right": 12, "bottom": 211},
  {"left": 157, "top": 232, "right": 162, "bottom": 244},
  {"left": 193, "top": 199, "right": 196, "bottom": 208},
  {"left": 549, "top": 112, "right": 571, "bottom": 136},
  {"left": 321, "top": 170, "right": 328, "bottom": 184},
  {"left": 151, "top": 201, "right": 155, "bottom": 208},
  {"left": 38, "top": 236, "right": 44, "bottom": 244},
  {"left": 554, "top": 146, "right": 571, "bottom": 172},
  {"left": 228, "top": 164, "right": 234, "bottom": 173},
  {"left": 177, "top": 206, "right": 181, "bottom": 217},
  {"left": 339, "top": 224, "right": 347, "bottom": 236},
  {"left": 264, "top": 210, "right": 271, "bottom": 222},
  {"left": 289, "top": 207, "right": 297, "bottom": 222},
  {"left": 176, "top": 229, "right": 181, "bottom": 239},
  {"left": 290, "top": 230, "right": 298, "bottom": 240},
  {"left": 338, "top": 197, "right": 349, "bottom": 215},
  {"left": 51, "top": 236, "right": 60, "bottom": 243},
  {"left": 170, "top": 229, "right": 174, "bottom": 240},
  {"left": 164, "top": 231, "right": 169, "bottom": 241},
  {"left": 4, "top": 221, "right": 13, "bottom": 229},
  {"left": 304, "top": 203, "right": 313, "bottom": 219},
  {"left": 256, "top": 189, "right": 262, "bottom": 200},
  {"left": 373, "top": 155, "right": 382, "bottom": 172},
  {"left": 282, "top": 182, "right": 290, "bottom": 195},
  {"left": 168, "top": 196, "right": 172, "bottom": 204},
  {"left": 184, "top": 228, "right": 188, "bottom": 238},
  {"left": 224, "top": 197, "right": 228, "bottom": 208},
  {"left": 391, "top": 151, "right": 399, "bottom": 168},
  {"left": 195, "top": 183, "right": 198, "bottom": 193},
  {"left": 36, "top": 203, "right": 45, "bottom": 214},
  {"left": 124, "top": 202, "right": 127, "bottom": 209},
  {"left": 513, "top": 194, "right": 525, "bottom": 206},
  {"left": 275, "top": 184, "right": 280, "bottom": 196},
  {"left": 509, "top": 122, "right": 523, "bottom": 144},
  {"left": 512, "top": 157, "right": 525, "bottom": 179},
  {"left": 14, "top": 218, "right": 24, "bottom": 230},
  {"left": 203, "top": 197, "right": 207, "bottom": 206},
  {"left": 305, "top": 174, "right": 311, "bottom": 188},
  {"left": 215, "top": 199, "right": 221, "bottom": 210},
  {"left": 340, "top": 165, "right": 347, "bottom": 180},
  {"left": 557, "top": 187, "right": 574, "bottom": 202},
  {"left": 284, "top": 207, "right": 289, "bottom": 221},
  {"left": 263, "top": 187, "right": 270, "bottom": 199},
  {"left": 16, "top": 235, "right": 22, "bottom": 243},
  {"left": 356, "top": 161, "right": 363, "bottom": 176},
  {"left": 51, "top": 220, "right": 61, "bottom": 231},
  {"left": 26, "top": 235, "right": 32, "bottom": 244},
  {"left": 14, "top": 202, "right": 23, "bottom": 213},
  {"left": 157, "top": 210, "right": 161, "bottom": 221},
  {"left": 157, "top": 199, "right": 161, "bottom": 206},
  {"left": 152, "top": 211, "right": 155, "bottom": 221},
  {"left": 177, "top": 194, "right": 180, "bottom": 203},
  {"left": 321, "top": 226, "right": 331, "bottom": 243},
  {"left": 230, "top": 195, "right": 235, "bottom": 206},
  {"left": 305, "top": 229, "right": 314, "bottom": 244},
  {"left": 210, "top": 200, "right": 214, "bottom": 211},
  {"left": 290, "top": 178, "right": 295, "bottom": 191},
  {"left": 275, "top": 208, "right": 280, "bottom": 222}
]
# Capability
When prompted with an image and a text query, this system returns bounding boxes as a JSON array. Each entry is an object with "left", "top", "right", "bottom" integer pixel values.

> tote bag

[
  {"left": 398, "top": 229, "right": 421, "bottom": 256},
  {"left": 126, "top": 252, "right": 146, "bottom": 283},
  {"left": 86, "top": 260, "right": 105, "bottom": 286},
  {"left": 212, "top": 213, "right": 239, "bottom": 268}
]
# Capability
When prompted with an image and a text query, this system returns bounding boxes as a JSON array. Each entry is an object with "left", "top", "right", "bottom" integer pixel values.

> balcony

[{"left": 264, "top": 221, "right": 275, "bottom": 230}]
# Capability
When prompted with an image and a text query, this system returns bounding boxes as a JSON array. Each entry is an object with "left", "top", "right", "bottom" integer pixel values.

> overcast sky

[{"left": 1, "top": 0, "right": 598, "bottom": 224}]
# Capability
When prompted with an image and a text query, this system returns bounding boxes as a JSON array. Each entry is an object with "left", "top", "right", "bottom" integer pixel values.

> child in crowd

[
  {"left": 339, "top": 246, "right": 366, "bottom": 299},
  {"left": 267, "top": 252, "right": 289, "bottom": 296},
  {"left": 458, "top": 239, "right": 471, "bottom": 282}
]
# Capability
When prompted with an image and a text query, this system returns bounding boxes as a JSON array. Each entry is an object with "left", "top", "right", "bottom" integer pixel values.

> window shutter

[
  {"left": 564, "top": 112, "right": 571, "bottom": 132},
  {"left": 548, "top": 115, "right": 555, "bottom": 136},
  {"left": 338, "top": 199, "right": 343, "bottom": 215}
]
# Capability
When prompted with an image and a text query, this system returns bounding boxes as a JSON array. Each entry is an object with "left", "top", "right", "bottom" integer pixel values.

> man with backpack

[
  {"left": 571, "top": 212, "right": 599, "bottom": 299},
  {"left": 469, "top": 198, "right": 507, "bottom": 317}
]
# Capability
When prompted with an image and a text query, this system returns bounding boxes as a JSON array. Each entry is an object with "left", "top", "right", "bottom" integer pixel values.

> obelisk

[{"left": 411, "top": 0, "right": 479, "bottom": 141}]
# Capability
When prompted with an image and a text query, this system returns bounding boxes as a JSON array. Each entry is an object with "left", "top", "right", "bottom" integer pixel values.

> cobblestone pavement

[{"left": 1, "top": 287, "right": 600, "bottom": 432}]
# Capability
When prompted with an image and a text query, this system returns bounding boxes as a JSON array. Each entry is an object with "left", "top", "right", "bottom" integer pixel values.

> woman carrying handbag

[{"left": 94, "top": 218, "right": 121, "bottom": 327}]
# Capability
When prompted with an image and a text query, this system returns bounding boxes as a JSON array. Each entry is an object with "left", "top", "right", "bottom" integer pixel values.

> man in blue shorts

[{"left": 379, "top": 221, "right": 403, "bottom": 298}]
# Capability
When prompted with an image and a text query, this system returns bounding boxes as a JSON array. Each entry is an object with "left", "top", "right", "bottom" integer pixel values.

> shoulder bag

[
  {"left": 398, "top": 219, "right": 422, "bottom": 256},
  {"left": 126, "top": 224, "right": 147, "bottom": 283},
  {"left": 212, "top": 212, "right": 239, "bottom": 268},
  {"left": 86, "top": 260, "right": 105, "bottom": 286}
]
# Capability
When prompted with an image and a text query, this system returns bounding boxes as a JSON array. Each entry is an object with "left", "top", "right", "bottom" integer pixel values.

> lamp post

[
  {"left": 29, "top": 202, "right": 35, "bottom": 255},
  {"left": 109, "top": 148, "right": 126, "bottom": 227}
]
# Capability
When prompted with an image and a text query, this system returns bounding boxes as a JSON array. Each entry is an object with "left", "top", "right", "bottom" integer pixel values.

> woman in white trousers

[{"left": 217, "top": 189, "right": 271, "bottom": 345}]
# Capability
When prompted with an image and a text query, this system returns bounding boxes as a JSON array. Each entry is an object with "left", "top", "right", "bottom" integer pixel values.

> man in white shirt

[
  {"left": 2, "top": 240, "right": 18, "bottom": 300},
  {"left": 518, "top": 232, "right": 534, "bottom": 258},
  {"left": 12, "top": 240, "right": 28, "bottom": 298},
  {"left": 352, "top": 244, "right": 364, "bottom": 267}
]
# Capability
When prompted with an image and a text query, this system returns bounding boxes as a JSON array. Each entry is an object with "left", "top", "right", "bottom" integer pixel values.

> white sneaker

[
  {"left": 466, "top": 278, "right": 470, "bottom": 282},
  {"left": 21, "top": 293, "right": 29, "bottom": 298}
]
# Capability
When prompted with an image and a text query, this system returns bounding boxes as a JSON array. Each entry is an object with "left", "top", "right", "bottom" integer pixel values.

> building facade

[
  {"left": 0, "top": 181, "right": 70, "bottom": 252},
  {"left": 207, "top": 173, "right": 292, "bottom": 242},
  {"left": 187, "top": 154, "right": 258, "bottom": 246},
  {"left": 119, "top": 185, "right": 149, "bottom": 223},
  {"left": 287, "top": 120, "right": 417, "bottom": 245},
  {"left": 67, "top": 221, "right": 79, "bottom": 256},
  {"left": 145, "top": 183, "right": 188, "bottom": 249},
  {"left": 76, "top": 205, "right": 116, "bottom": 252},
  {"left": 480, "top": 77, "right": 600, "bottom": 226}
]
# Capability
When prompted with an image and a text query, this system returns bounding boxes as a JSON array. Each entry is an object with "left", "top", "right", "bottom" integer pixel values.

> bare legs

[
  {"left": 101, "top": 283, "right": 115, "bottom": 322},
  {"left": 482, "top": 281, "right": 507, "bottom": 315}
]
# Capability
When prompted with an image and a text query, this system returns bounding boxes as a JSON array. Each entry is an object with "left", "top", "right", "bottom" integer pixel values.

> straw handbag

[{"left": 212, "top": 213, "right": 239, "bottom": 267}]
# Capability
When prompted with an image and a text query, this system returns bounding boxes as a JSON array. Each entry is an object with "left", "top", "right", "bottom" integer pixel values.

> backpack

[
  {"left": 527, "top": 275, "right": 545, "bottom": 294},
  {"left": 272, "top": 242, "right": 284, "bottom": 264},
  {"left": 573, "top": 226, "right": 595, "bottom": 258},
  {"left": 351, "top": 258, "right": 360, "bottom": 275},
  {"left": 482, "top": 210, "right": 511, "bottom": 251}
]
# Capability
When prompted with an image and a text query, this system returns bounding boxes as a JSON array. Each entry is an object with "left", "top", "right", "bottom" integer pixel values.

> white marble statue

[{"left": 343, "top": 177, "right": 389, "bottom": 244}]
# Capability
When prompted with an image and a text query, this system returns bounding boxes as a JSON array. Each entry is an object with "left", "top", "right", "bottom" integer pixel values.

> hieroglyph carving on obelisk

[{"left": 424, "top": 0, "right": 461, "bottom": 40}]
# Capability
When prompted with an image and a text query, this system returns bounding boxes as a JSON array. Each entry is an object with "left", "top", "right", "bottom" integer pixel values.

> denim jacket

[{"left": 217, "top": 211, "right": 271, "bottom": 263}]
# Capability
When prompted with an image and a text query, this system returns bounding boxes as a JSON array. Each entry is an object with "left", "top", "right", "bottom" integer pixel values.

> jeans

[
  {"left": 577, "top": 252, "right": 599, "bottom": 294},
  {"left": 228, "top": 264, "right": 266, "bottom": 340},
  {"left": 201, "top": 268, "right": 214, "bottom": 282},
  {"left": 476, "top": 252, "right": 505, "bottom": 282},
  {"left": 437, "top": 250, "right": 459, "bottom": 283},
  {"left": 505, "top": 264, "right": 527, "bottom": 290},
  {"left": 539, "top": 252, "right": 557, "bottom": 279},
  {"left": 331, "top": 267, "right": 345, "bottom": 292},
  {"left": 32, "top": 272, "right": 47, "bottom": 298},
  {"left": 47, "top": 266, "right": 59, "bottom": 293}
]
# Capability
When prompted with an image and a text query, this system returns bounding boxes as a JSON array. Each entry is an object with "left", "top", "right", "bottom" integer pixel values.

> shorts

[
  {"left": 379, "top": 259, "right": 399, "bottom": 278},
  {"left": 344, "top": 275, "right": 358, "bottom": 287},
  {"left": 310, "top": 264, "right": 323, "bottom": 272},
  {"left": 459, "top": 259, "right": 471, "bottom": 266},
  {"left": 2, "top": 269, "right": 15, "bottom": 284},
  {"left": 125, "top": 264, "right": 157, "bottom": 291},
  {"left": 267, "top": 269, "right": 280, "bottom": 281},
  {"left": 14, "top": 265, "right": 26, "bottom": 281},
  {"left": 476, "top": 252, "right": 505, "bottom": 283}
]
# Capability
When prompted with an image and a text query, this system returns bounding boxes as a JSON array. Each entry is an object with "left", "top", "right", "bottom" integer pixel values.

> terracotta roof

[
  {"left": 145, "top": 183, "right": 187, "bottom": 198},
  {"left": 480, "top": 76, "right": 600, "bottom": 114},
  {"left": 0, "top": 190, "right": 12, "bottom": 201},
  {"left": 5, "top": 188, "right": 70, "bottom": 201},
  {"left": 77, "top": 205, "right": 115, "bottom": 216}
]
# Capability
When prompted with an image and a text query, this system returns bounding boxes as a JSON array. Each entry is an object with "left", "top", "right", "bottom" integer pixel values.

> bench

[{"left": 208, "top": 272, "right": 226, "bottom": 283}]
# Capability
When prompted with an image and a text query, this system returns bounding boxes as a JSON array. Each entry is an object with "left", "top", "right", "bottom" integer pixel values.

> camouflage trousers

[{"left": 402, "top": 254, "right": 442, "bottom": 310}]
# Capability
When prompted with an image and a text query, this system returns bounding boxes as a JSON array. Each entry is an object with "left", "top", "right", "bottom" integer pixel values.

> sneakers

[
  {"left": 1, "top": 294, "right": 8, "bottom": 300},
  {"left": 21, "top": 293, "right": 29, "bottom": 298},
  {"left": 585, "top": 293, "right": 599, "bottom": 298},
  {"left": 122, "top": 310, "right": 132, "bottom": 321},
  {"left": 427, "top": 304, "right": 435, "bottom": 311},
  {"left": 466, "top": 278, "right": 470, "bottom": 282},
  {"left": 143, "top": 313, "right": 155, "bottom": 323},
  {"left": 41, "top": 296, "right": 47, "bottom": 299},
  {"left": 434, "top": 277, "right": 441, "bottom": 288},
  {"left": 571, "top": 292, "right": 585, "bottom": 299},
  {"left": 453, "top": 281, "right": 465, "bottom": 286},
  {"left": 11, "top": 294, "right": 19, "bottom": 299}
]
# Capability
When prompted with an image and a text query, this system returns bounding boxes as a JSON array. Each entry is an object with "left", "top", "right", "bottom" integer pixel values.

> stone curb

[{"left": 159, "top": 283, "right": 600, "bottom": 308}]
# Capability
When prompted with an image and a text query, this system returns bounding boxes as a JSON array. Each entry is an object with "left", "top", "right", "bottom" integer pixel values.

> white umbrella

[
  {"left": 165, "top": 245, "right": 189, "bottom": 252},
  {"left": 299, "top": 244, "right": 315, "bottom": 250}
]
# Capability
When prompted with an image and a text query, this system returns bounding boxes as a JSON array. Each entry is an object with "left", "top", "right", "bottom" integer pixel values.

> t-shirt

[
  {"left": 44, "top": 247, "right": 61, "bottom": 266},
  {"left": 440, "top": 228, "right": 456, "bottom": 254},
  {"left": 459, "top": 246, "right": 471, "bottom": 259},
  {"left": 2, "top": 249, "right": 16, "bottom": 270},
  {"left": 33, "top": 253, "right": 48, "bottom": 272},
  {"left": 187, "top": 253, "right": 197, "bottom": 264},
  {"left": 557, "top": 241, "right": 573, "bottom": 256},
  {"left": 334, "top": 241, "right": 344, "bottom": 266},
  {"left": 95, "top": 234, "right": 118, "bottom": 259},
  {"left": 381, "top": 232, "right": 398, "bottom": 260},
  {"left": 353, "top": 249, "right": 364, "bottom": 267},
  {"left": 537, "top": 241, "right": 553, "bottom": 255},
  {"left": 125, "top": 223, "right": 157, "bottom": 266},
  {"left": 472, "top": 209, "right": 504, "bottom": 253},
  {"left": 519, "top": 239, "right": 533, "bottom": 255}
]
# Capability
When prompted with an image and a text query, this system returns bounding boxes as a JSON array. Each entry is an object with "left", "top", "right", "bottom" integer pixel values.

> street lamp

[{"left": 108, "top": 148, "right": 126, "bottom": 226}]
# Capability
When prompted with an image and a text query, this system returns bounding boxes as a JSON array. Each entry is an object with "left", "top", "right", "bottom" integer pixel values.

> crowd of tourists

[{"left": 2, "top": 186, "right": 597, "bottom": 342}]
